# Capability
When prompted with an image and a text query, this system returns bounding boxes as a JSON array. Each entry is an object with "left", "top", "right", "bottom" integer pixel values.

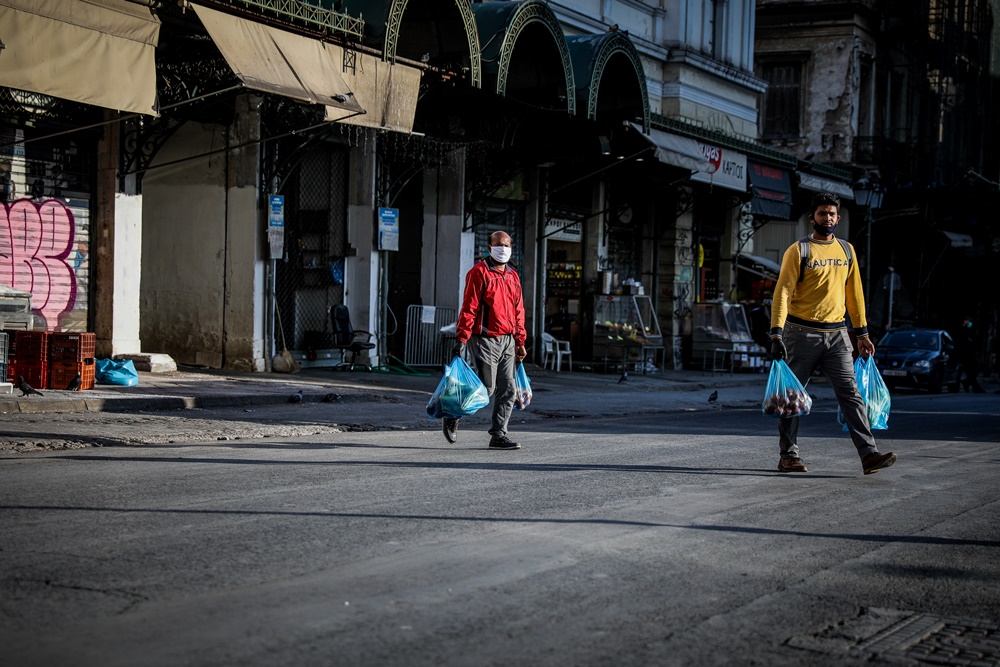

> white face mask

[{"left": 489, "top": 245, "right": 512, "bottom": 264}]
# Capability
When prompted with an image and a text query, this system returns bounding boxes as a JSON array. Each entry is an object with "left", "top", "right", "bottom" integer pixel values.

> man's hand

[
  {"left": 857, "top": 336, "right": 875, "bottom": 358},
  {"left": 515, "top": 345, "right": 527, "bottom": 363},
  {"left": 770, "top": 337, "right": 787, "bottom": 362},
  {"left": 451, "top": 341, "right": 466, "bottom": 358}
]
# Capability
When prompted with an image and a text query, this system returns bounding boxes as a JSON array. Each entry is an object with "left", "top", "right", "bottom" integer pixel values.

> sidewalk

[{"left": 0, "top": 362, "right": 772, "bottom": 415}]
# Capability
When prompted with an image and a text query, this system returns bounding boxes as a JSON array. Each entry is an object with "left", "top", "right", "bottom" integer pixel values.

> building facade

[{"left": 7, "top": 0, "right": 933, "bottom": 378}]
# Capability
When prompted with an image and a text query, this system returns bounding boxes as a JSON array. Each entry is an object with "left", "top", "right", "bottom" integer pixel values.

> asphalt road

[{"left": 2, "top": 390, "right": 999, "bottom": 666}]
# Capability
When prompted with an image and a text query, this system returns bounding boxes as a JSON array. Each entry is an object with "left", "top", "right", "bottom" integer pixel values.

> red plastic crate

[
  {"left": 14, "top": 331, "right": 49, "bottom": 361},
  {"left": 50, "top": 359, "right": 96, "bottom": 391},
  {"left": 17, "top": 359, "right": 48, "bottom": 390},
  {"left": 49, "top": 332, "right": 96, "bottom": 362}
]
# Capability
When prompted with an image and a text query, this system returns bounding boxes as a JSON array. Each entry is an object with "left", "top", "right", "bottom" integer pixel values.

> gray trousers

[
  {"left": 469, "top": 334, "right": 517, "bottom": 437},
  {"left": 779, "top": 323, "right": 878, "bottom": 460}
]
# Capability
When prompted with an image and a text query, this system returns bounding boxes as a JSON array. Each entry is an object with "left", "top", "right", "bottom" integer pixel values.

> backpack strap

[
  {"left": 797, "top": 236, "right": 811, "bottom": 283},
  {"left": 837, "top": 238, "right": 853, "bottom": 269}
]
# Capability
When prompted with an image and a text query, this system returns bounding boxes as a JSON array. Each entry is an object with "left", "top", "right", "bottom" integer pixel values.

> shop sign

[
  {"left": 691, "top": 143, "right": 747, "bottom": 193},
  {"left": 378, "top": 207, "right": 399, "bottom": 251},
  {"left": 544, "top": 218, "right": 582, "bottom": 242}
]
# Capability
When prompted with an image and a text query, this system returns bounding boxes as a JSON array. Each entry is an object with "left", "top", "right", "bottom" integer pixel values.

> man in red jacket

[{"left": 445, "top": 231, "right": 528, "bottom": 449}]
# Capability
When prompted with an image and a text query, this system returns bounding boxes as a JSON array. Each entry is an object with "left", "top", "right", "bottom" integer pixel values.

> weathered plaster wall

[{"left": 141, "top": 122, "right": 227, "bottom": 367}]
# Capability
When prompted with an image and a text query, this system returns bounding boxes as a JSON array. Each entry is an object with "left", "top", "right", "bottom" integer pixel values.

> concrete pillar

[
  {"left": 223, "top": 94, "right": 265, "bottom": 372},
  {"left": 93, "top": 111, "right": 142, "bottom": 358},
  {"left": 422, "top": 148, "right": 465, "bottom": 311},
  {"left": 658, "top": 186, "right": 695, "bottom": 370},
  {"left": 521, "top": 167, "right": 540, "bottom": 348}
]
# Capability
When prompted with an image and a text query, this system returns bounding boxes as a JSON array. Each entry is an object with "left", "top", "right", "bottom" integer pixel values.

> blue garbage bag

[
  {"left": 837, "top": 356, "right": 891, "bottom": 430},
  {"left": 761, "top": 359, "right": 812, "bottom": 418},
  {"left": 426, "top": 356, "right": 489, "bottom": 419},
  {"left": 514, "top": 362, "right": 532, "bottom": 410},
  {"left": 95, "top": 358, "right": 140, "bottom": 387}
]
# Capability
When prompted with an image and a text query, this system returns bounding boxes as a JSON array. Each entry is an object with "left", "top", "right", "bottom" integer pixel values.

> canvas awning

[
  {"left": 628, "top": 122, "right": 711, "bottom": 173},
  {"left": 0, "top": 0, "right": 160, "bottom": 115},
  {"left": 748, "top": 161, "right": 793, "bottom": 220},
  {"left": 328, "top": 51, "right": 421, "bottom": 133},
  {"left": 192, "top": 3, "right": 365, "bottom": 118},
  {"left": 798, "top": 172, "right": 854, "bottom": 200}
]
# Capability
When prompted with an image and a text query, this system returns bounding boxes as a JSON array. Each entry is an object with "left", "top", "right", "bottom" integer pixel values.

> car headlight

[{"left": 914, "top": 360, "right": 930, "bottom": 369}]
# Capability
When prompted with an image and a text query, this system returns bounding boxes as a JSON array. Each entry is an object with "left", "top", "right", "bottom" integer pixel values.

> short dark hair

[{"left": 810, "top": 192, "right": 841, "bottom": 213}]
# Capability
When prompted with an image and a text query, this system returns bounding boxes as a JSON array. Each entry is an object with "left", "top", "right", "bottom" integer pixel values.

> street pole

[{"left": 865, "top": 204, "right": 872, "bottom": 300}]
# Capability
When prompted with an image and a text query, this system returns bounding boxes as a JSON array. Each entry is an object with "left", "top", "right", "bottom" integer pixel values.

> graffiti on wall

[{"left": 1, "top": 197, "right": 88, "bottom": 330}]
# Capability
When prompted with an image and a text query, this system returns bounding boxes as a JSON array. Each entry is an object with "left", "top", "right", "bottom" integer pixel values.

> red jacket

[{"left": 455, "top": 259, "right": 526, "bottom": 346}]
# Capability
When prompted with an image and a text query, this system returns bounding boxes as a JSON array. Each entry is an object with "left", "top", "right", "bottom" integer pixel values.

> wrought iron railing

[{"left": 222, "top": 0, "right": 364, "bottom": 39}]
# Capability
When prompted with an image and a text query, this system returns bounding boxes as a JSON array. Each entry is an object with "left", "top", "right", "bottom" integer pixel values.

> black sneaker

[
  {"left": 488, "top": 435, "right": 521, "bottom": 450},
  {"left": 442, "top": 418, "right": 458, "bottom": 443}
]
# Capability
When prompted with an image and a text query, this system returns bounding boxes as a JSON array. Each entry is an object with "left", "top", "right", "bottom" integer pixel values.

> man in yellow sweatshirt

[{"left": 769, "top": 192, "right": 897, "bottom": 475}]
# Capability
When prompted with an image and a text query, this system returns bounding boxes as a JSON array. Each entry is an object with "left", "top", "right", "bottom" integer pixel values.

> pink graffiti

[{"left": 1, "top": 198, "right": 76, "bottom": 329}]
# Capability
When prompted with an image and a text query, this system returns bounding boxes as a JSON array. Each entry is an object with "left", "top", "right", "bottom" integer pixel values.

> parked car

[{"left": 874, "top": 328, "right": 960, "bottom": 393}]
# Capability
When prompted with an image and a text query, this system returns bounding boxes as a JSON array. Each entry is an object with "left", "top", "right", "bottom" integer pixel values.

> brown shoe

[
  {"left": 777, "top": 457, "right": 808, "bottom": 473},
  {"left": 862, "top": 451, "right": 897, "bottom": 475}
]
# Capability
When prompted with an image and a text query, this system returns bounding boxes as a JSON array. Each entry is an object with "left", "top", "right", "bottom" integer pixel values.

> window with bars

[{"left": 760, "top": 60, "right": 803, "bottom": 140}]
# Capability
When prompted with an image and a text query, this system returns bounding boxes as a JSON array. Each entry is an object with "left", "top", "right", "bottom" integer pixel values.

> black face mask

[{"left": 812, "top": 222, "right": 838, "bottom": 237}]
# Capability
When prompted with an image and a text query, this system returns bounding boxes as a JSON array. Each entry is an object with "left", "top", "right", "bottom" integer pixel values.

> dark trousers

[{"left": 779, "top": 324, "right": 878, "bottom": 461}]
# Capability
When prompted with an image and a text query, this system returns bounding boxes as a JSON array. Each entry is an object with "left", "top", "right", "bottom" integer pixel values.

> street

[{"left": 2, "top": 388, "right": 999, "bottom": 666}]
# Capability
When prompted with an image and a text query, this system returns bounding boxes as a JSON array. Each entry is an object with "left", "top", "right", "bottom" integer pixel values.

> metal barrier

[{"left": 403, "top": 305, "right": 456, "bottom": 367}]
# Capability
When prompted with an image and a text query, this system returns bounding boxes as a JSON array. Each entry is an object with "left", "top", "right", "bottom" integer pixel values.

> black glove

[
  {"left": 770, "top": 337, "right": 787, "bottom": 362},
  {"left": 451, "top": 341, "right": 466, "bottom": 358}
]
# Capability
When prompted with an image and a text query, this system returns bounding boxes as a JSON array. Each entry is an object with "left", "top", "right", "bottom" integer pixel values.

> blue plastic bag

[
  {"left": 837, "top": 356, "right": 890, "bottom": 430},
  {"left": 514, "top": 362, "right": 532, "bottom": 410},
  {"left": 761, "top": 359, "right": 812, "bottom": 418},
  {"left": 95, "top": 358, "right": 140, "bottom": 387},
  {"left": 426, "top": 356, "right": 489, "bottom": 419}
]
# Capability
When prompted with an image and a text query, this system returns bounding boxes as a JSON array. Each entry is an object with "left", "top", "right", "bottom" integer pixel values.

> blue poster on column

[{"left": 378, "top": 207, "right": 399, "bottom": 251}]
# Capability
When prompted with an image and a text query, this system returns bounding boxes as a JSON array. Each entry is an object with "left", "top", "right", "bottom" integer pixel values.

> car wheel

[{"left": 928, "top": 371, "right": 944, "bottom": 394}]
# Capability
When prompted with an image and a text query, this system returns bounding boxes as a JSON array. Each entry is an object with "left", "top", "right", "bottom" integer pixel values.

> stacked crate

[
  {"left": 49, "top": 332, "right": 96, "bottom": 391},
  {"left": 13, "top": 331, "right": 49, "bottom": 389}
]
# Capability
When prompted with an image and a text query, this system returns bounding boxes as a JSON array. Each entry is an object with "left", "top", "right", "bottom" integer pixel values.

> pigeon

[
  {"left": 289, "top": 390, "right": 303, "bottom": 404},
  {"left": 17, "top": 375, "right": 43, "bottom": 397},
  {"left": 617, "top": 371, "right": 628, "bottom": 384},
  {"left": 323, "top": 393, "right": 342, "bottom": 403},
  {"left": 708, "top": 390, "right": 718, "bottom": 403},
  {"left": 65, "top": 372, "right": 82, "bottom": 392}
]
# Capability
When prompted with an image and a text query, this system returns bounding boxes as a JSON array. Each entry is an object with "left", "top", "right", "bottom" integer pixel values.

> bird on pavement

[
  {"left": 323, "top": 393, "right": 342, "bottom": 403},
  {"left": 65, "top": 372, "right": 82, "bottom": 391},
  {"left": 618, "top": 371, "right": 628, "bottom": 384},
  {"left": 17, "top": 375, "right": 43, "bottom": 397},
  {"left": 289, "top": 390, "right": 303, "bottom": 404},
  {"left": 708, "top": 390, "right": 718, "bottom": 403}
]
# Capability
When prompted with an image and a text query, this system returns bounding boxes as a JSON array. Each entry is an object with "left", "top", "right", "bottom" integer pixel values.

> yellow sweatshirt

[{"left": 770, "top": 236, "right": 868, "bottom": 336}]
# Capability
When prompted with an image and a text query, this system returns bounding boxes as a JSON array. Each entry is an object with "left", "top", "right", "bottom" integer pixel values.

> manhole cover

[
  {"left": 858, "top": 614, "right": 1000, "bottom": 666},
  {"left": 790, "top": 609, "right": 1000, "bottom": 666}
]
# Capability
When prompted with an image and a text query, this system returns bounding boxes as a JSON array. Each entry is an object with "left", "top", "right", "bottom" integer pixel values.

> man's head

[
  {"left": 809, "top": 192, "right": 841, "bottom": 239},
  {"left": 488, "top": 231, "right": 512, "bottom": 264}
]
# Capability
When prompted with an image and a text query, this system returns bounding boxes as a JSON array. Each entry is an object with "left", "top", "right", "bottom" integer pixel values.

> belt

[{"left": 786, "top": 315, "right": 847, "bottom": 331}]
